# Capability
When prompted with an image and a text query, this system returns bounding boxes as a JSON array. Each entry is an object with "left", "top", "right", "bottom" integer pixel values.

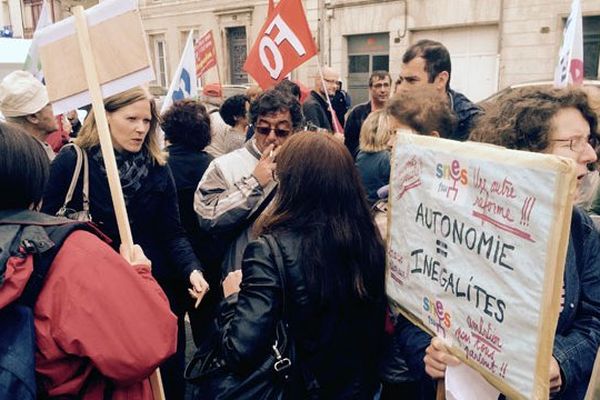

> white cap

[{"left": 0, "top": 71, "right": 49, "bottom": 117}]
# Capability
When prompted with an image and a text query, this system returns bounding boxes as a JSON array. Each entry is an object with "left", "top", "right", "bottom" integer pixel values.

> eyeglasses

[
  {"left": 550, "top": 135, "right": 598, "bottom": 152},
  {"left": 255, "top": 125, "right": 291, "bottom": 137}
]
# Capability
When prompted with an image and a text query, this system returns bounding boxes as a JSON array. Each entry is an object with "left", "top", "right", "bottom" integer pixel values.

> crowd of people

[{"left": 0, "top": 38, "right": 599, "bottom": 400}]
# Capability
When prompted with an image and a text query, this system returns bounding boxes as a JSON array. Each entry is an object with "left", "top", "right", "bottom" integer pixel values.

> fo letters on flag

[{"left": 243, "top": 0, "right": 317, "bottom": 89}]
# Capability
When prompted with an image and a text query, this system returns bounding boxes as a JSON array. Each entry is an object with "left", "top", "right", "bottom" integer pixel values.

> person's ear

[
  {"left": 434, "top": 71, "right": 449, "bottom": 92},
  {"left": 430, "top": 130, "right": 441, "bottom": 138},
  {"left": 25, "top": 113, "right": 39, "bottom": 125}
]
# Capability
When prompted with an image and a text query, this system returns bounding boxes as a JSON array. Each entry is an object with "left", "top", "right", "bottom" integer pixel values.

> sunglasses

[{"left": 255, "top": 125, "right": 291, "bottom": 137}]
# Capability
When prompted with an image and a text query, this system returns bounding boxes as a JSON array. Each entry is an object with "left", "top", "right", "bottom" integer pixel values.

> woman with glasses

[
  {"left": 214, "top": 132, "right": 386, "bottom": 399},
  {"left": 398, "top": 87, "right": 600, "bottom": 400}
]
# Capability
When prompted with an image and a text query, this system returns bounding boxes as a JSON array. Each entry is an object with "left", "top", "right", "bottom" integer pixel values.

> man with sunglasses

[{"left": 194, "top": 90, "right": 303, "bottom": 277}]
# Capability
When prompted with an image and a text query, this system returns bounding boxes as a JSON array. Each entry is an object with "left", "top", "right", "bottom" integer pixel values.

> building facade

[
  {"left": 3, "top": 0, "right": 599, "bottom": 102},
  {"left": 139, "top": 0, "right": 600, "bottom": 103}
]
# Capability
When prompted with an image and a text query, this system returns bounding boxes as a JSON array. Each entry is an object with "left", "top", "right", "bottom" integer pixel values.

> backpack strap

[
  {"left": 0, "top": 209, "right": 105, "bottom": 308},
  {"left": 56, "top": 144, "right": 90, "bottom": 217}
]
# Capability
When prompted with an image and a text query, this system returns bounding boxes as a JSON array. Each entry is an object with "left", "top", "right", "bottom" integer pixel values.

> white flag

[
  {"left": 160, "top": 31, "right": 198, "bottom": 115},
  {"left": 23, "top": 0, "right": 53, "bottom": 81},
  {"left": 554, "top": 0, "right": 584, "bottom": 88}
]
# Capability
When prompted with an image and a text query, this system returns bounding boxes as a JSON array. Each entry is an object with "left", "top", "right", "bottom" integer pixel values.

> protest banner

[
  {"left": 195, "top": 30, "right": 217, "bottom": 79},
  {"left": 36, "top": 1, "right": 164, "bottom": 398},
  {"left": 35, "top": 0, "right": 154, "bottom": 115},
  {"left": 243, "top": 0, "right": 317, "bottom": 89},
  {"left": 554, "top": 0, "right": 584, "bottom": 88},
  {"left": 387, "top": 133, "right": 576, "bottom": 399},
  {"left": 161, "top": 30, "right": 198, "bottom": 114},
  {"left": 23, "top": 0, "right": 52, "bottom": 81}
]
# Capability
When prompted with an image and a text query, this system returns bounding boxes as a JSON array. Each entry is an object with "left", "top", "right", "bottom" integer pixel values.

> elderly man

[
  {"left": 0, "top": 70, "right": 58, "bottom": 160},
  {"left": 344, "top": 70, "right": 391, "bottom": 157},
  {"left": 397, "top": 39, "right": 482, "bottom": 141},
  {"left": 303, "top": 66, "right": 339, "bottom": 132},
  {"left": 194, "top": 89, "right": 303, "bottom": 275}
]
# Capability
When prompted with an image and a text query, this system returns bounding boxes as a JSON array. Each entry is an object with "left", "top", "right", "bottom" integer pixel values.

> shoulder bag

[
  {"left": 55, "top": 144, "right": 92, "bottom": 222},
  {"left": 184, "top": 234, "right": 294, "bottom": 400}
]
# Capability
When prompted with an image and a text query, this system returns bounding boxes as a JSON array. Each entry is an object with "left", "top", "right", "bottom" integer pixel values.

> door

[
  {"left": 227, "top": 26, "right": 248, "bottom": 84},
  {"left": 347, "top": 33, "right": 390, "bottom": 105}
]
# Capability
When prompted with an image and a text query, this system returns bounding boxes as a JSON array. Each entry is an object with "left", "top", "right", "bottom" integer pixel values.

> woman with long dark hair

[{"left": 216, "top": 132, "right": 386, "bottom": 398}]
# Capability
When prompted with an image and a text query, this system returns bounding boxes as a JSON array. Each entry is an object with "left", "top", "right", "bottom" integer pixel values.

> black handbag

[{"left": 184, "top": 234, "right": 295, "bottom": 400}]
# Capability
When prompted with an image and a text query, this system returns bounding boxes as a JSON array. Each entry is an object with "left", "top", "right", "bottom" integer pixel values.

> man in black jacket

[
  {"left": 302, "top": 66, "right": 339, "bottom": 132},
  {"left": 344, "top": 71, "right": 391, "bottom": 158},
  {"left": 397, "top": 39, "right": 483, "bottom": 141}
]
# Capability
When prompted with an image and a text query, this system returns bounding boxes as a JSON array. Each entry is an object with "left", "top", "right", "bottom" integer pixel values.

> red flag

[
  {"left": 268, "top": 0, "right": 276, "bottom": 16},
  {"left": 195, "top": 31, "right": 217, "bottom": 79},
  {"left": 243, "top": 0, "right": 317, "bottom": 89}
]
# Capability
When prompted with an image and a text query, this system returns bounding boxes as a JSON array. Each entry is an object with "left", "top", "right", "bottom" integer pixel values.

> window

[
  {"left": 583, "top": 16, "right": 600, "bottom": 79},
  {"left": 149, "top": 34, "right": 168, "bottom": 88}
]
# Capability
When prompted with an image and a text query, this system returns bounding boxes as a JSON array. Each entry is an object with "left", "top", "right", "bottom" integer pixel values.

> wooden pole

[
  {"left": 436, "top": 380, "right": 445, "bottom": 400},
  {"left": 315, "top": 55, "right": 343, "bottom": 134},
  {"left": 215, "top": 31, "right": 225, "bottom": 101},
  {"left": 72, "top": 6, "right": 166, "bottom": 400}
]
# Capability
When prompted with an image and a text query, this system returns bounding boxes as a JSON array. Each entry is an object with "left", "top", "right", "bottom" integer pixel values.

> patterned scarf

[{"left": 90, "top": 146, "right": 151, "bottom": 205}]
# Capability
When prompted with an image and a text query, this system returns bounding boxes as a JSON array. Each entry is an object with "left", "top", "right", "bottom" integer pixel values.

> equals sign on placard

[{"left": 436, "top": 240, "right": 448, "bottom": 258}]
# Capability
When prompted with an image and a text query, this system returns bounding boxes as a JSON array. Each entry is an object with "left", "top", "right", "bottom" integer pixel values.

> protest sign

[
  {"left": 243, "top": 0, "right": 317, "bottom": 89},
  {"left": 387, "top": 133, "right": 576, "bottom": 399},
  {"left": 195, "top": 30, "right": 217, "bottom": 79},
  {"left": 35, "top": 0, "right": 154, "bottom": 115}
]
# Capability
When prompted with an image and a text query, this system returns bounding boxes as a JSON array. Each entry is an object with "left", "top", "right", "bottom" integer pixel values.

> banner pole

[
  {"left": 315, "top": 55, "right": 342, "bottom": 134},
  {"left": 72, "top": 6, "right": 166, "bottom": 400},
  {"left": 214, "top": 31, "right": 225, "bottom": 100}
]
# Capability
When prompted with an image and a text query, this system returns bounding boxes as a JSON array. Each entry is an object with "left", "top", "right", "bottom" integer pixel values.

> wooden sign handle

[
  {"left": 72, "top": 6, "right": 165, "bottom": 400},
  {"left": 436, "top": 380, "right": 446, "bottom": 400}
]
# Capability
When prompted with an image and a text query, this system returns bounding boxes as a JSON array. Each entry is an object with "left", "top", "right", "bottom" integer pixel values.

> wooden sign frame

[{"left": 387, "top": 133, "right": 576, "bottom": 399}]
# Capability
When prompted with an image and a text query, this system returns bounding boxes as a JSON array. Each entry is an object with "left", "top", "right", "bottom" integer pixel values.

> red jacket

[{"left": 0, "top": 230, "right": 177, "bottom": 399}]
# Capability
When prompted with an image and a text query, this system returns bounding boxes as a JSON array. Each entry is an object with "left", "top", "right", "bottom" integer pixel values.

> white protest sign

[
  {"left": 387, "top": 133, "right": 576, "bottom": 399},
  {"left": 35, "top": 0, "right": 154, "bottom": 115}
]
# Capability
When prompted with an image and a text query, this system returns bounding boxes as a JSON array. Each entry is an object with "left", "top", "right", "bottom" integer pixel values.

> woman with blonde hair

[
  {"left": 42, "top": 86, "right": 208, "bottom": 399},
  {"left": 355, "top": 109, "right": 395, "bottom": 204}
]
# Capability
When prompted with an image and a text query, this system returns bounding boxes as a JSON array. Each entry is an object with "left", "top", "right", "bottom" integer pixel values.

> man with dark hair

[
  {"left": 194, "top": 90, "right": 303, "bottom": 275},
  {"left": 303, "top": 66, "right": 339, "bottom": 131},
  {"left": 344, "top": 70, "right": 391, "bottom": 158},
  {"left": 397, "top": 39, "right": 482, "bottom": 141}
]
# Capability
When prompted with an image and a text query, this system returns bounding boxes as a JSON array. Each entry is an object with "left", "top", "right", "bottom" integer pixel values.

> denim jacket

[{"left": 553, "top": 207, "right": 600, "bottom": 399}]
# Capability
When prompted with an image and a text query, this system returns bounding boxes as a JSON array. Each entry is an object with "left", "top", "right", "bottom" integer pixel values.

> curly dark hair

[
  {"left": 274, "top": 79, "right": 301, "bottom": 100},
  {"left": 219, "top": 94, "right": 249, "bottom": 126},
  {"left": 469, "top": 86, "right": 598, "bottom": 152},
  {"left": 249, "top": 89, "right": 303, "bottom": 131},
  {"left": 161, "top": 99, "right": 211, "bottom": 150}
]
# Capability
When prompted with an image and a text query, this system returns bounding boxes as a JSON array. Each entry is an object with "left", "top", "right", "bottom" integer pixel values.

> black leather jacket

[{"left": 218, "top": 231, "right": 386, "bottom": 399}]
